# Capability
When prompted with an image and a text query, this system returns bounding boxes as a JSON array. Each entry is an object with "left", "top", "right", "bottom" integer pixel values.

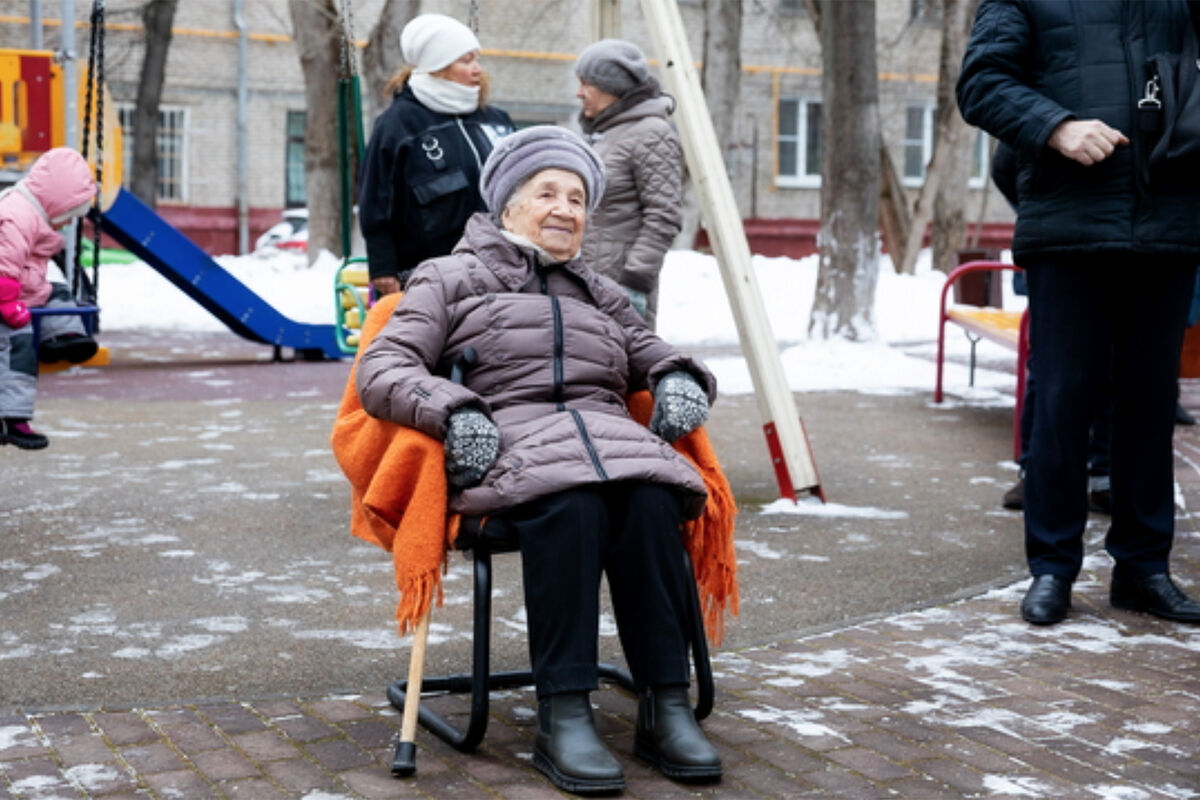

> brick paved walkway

[
  {"left": 3, "top": 538, "right": 1197, "bottom": 799},
  {"left": 3, "top": 408, "right": 1199, "bottom": 799}
]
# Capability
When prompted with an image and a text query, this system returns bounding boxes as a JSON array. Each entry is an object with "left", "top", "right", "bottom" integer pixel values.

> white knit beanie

[{"left": 400, "top": 14, "right": 480, "bottom": 74}]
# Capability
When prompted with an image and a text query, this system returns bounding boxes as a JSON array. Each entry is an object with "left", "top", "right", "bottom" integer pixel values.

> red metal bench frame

[{"left": 934, "top": 260, "right": 1029, "bottom": 461}]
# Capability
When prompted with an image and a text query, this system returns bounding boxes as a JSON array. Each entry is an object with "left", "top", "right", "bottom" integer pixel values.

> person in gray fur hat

[
  {"left": 357, "top": 125, "right": 723, "bottom": 794},
  {"left": 574, "top": 39, "right": 684, "bottom": 330}
]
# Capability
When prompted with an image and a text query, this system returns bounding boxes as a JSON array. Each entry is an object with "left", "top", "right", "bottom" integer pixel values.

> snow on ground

[{"left": 96, "top": 244, "right": 1023, "bottom": 399}]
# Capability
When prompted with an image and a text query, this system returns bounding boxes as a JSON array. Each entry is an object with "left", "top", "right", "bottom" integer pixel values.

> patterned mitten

[
  {"left": 649, "top": 371, "right": 709, "bottom": 443},
  {"left": 444, "top": 407, "right": 500, "bottom": 488},
  {"left": 0, "top": 277, "right": 30, "bottom": 329}
]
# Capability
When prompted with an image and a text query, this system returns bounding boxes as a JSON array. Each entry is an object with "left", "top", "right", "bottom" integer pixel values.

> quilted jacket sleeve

[
  {"left": 355, "top": 262, "right": 489, "bottom": 439},
  {"left": 620, "top": 120, "right": 683, "bottom": 292},
  {"left": 955, "top": 0, "right": 1074, "bottom": 157}
]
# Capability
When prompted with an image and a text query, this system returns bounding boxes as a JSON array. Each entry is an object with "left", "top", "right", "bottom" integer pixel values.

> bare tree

[
  {"left": 361, "top": 0, "right": 421, "bottom": 124},
  {"left": 131, "top": 0, "right": 178, "bottom": 208},
  {"left": 289, "top": 0, "right": 343, "bottom": 262},
  {"left": 675, "top": 0, "right": 743, "bottom": 249},
  {"left": 893, "top": 0, "right": 979, "bottom": 275},
  {"left": 929, "top": 0, "right": 978, "bottom": 274},
  {"left": 810, "top": 0, "right": 880, "bottom": 341}
]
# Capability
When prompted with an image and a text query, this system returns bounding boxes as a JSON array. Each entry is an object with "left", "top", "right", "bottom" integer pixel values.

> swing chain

[
  {"left": 469, "top": 0, "right": 480, "bottom": 33},
  {"left": 74, "top": 0, "right": 105, "bottom": 305}
]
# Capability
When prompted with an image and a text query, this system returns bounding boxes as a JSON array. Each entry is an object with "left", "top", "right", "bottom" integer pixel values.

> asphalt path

[{"left": 0, "top": 329, "right": 1030, "bottom": 713}]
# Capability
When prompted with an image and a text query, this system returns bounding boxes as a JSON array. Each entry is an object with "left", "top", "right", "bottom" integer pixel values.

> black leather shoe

[
  {"left": 1020, "top": 574, "right": 1072, "bottom": 625},
  {"left": 1002, "top": 478, "right": 1024, "bottom": 510},
  {"left": 634, "top": 686, "right": 722, "bottom": 782},
  {"left": 1111, "top": 571, "right": 1200, "bottom": 623},
  {"left": 1176, "top": 402, "right": 1197, "bottom": 426},
  {"left": 532, "top": 693, "right": 624, "bottom": 795}
]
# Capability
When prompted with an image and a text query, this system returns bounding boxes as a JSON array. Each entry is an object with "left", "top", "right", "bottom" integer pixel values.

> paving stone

[
  {"left": 189, "top": 747, "right": 262, "bottom": 782},
  {"left": 89, "top": 713, "right": 157, "bottom": 747},
  {"left": 303, "top": 738, "right": 375, "bottom": 771}
]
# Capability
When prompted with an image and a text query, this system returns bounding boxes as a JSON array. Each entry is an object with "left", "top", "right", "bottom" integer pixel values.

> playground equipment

[{"left": 2, "top": 6, "right": 345, "bottom": 362}]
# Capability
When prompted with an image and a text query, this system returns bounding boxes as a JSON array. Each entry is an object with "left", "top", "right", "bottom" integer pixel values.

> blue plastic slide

[{"left": 99, "top": 188, "right": 343, "bottom": 359}]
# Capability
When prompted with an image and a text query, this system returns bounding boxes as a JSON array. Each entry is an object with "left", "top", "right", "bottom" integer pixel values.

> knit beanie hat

[
  {"left": 574, "top": 38, "right": 650, "bottom": 97},
  {"left": 479, "top": 126, "right": 606, "bottom": 218},
  {"left": 400, "top": 14, "right": 480, "bottom": 74}
]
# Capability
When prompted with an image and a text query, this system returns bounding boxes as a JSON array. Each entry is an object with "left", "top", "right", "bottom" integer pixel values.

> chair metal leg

[{"left": 387, "top": 540, "right": 715, "bottom": 761}]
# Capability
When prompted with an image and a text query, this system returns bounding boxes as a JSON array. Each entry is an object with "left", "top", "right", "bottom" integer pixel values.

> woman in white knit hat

[{"left": 358, "top": 13, "right": 514, "bottom": 297}]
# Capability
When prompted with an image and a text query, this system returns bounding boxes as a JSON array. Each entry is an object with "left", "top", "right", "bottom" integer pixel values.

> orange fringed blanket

[{"left": 331, "top": 294, "right": 740, "bottom": 644}]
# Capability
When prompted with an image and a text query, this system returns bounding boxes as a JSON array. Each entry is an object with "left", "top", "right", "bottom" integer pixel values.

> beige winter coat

[
  {"left": 355, "top": 213, "right": 716, "bottom": 519},
  {"left": 580, "top": 95, "right": 683, "bottom": 299}
]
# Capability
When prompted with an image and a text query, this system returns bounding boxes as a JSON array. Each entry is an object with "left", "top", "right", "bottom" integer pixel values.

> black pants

[
  {"left": 501, "top": 483, "right": 693, "bottom": 698},
  {"left": 1023, "top": 252, "right": 1196, "bottom": 579}
]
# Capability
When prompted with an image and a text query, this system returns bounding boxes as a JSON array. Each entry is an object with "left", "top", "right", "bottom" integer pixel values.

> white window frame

[
  {"left": 117, "top": 104, "right": 190, "bottom": 204},
  {"left": 902, "top": 103, "right": 934, "bottom": 187},
  {"left": 969, "top": 129, "right": 991, "bottom": 189},
  {"left": 776, "top": 97, "right": 822, "bottom": 189}
]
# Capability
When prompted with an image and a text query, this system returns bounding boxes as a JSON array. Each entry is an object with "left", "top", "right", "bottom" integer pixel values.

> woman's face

[
  {"left": 437, "top": 50, "right": 483, "bottom": 87},
  {"left": 501, "top": 168, "right": 588, "bottom": 262},
  {"left": 576, "top": 80, "right": 618, "bottom": 119}
]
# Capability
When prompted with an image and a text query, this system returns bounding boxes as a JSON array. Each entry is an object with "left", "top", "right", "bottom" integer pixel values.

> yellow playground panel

[
  {"left": 335, "top": 258, "right": 371, "bottom": 355},
  {"left": 0, "top": 48, "right": 124, "bottom": 196}
]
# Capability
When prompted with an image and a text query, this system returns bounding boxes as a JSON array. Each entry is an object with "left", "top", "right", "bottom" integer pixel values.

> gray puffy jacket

[
  {"left": 580, "top": 95, "right": 683, "bottom": 295},
  {"left": 355, "top": 213, "right": 716, "bottom": 519}
]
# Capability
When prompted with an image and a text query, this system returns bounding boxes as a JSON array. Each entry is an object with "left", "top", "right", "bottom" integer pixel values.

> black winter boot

[
  {"left": 0, "top": 419, "right": 48, "bottom": 450},
  {"left": 634, "top": 686, "right": 722, "bottom": 782},
  {"left": 532, "top": 693, "right": 624, "bottom": 795}
]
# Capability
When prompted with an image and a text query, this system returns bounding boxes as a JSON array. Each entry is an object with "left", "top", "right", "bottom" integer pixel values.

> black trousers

[
  {"left": 501, "top": 482, "right": 693, "bottom": 698},
  {"left": 1023, "top": 251, "right": 1196, "bottom": 579}
]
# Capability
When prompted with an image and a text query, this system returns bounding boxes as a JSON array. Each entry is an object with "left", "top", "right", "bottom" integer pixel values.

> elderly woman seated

[{"left": 355, "top": 126, "right": 721, "bottom": 794}]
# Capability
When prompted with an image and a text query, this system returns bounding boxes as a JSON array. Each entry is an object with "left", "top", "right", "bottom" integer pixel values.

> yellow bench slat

[{"left": 946, "top": 307, "right": 1022, "bottom": 349}]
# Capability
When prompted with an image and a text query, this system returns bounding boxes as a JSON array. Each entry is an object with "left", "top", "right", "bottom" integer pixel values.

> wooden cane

[{"left": 390, "top": 605, "right": 431, "bottom": 777}]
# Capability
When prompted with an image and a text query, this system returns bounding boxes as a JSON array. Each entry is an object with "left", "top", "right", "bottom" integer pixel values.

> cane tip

[{"left": 390, "top": 741, "right": 417, "bottom": 777}]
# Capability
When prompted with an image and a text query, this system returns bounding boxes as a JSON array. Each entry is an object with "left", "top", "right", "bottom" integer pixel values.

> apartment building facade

[{"left": 0, "top": 0, "right": 1011, "bottom": 255}]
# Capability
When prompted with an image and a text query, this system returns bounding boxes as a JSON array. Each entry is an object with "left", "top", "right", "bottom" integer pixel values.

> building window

[
  {"left": 902, "top": 103, "right": 934, "bottom": 186},
  {"left": 780, "top": 0, "right": 808, "bottom": 13},
  {"left": 777, "top": 98, "right": 822, "bottom": 187},
  {"left": 285, "top": 111, "right": 306, "bottom": 208},
  {"left": 117, "top": 105, "right": 188, "bottom": 203},
  {"left": 969, "top": 129, "right": 991, "bottom": 189}
]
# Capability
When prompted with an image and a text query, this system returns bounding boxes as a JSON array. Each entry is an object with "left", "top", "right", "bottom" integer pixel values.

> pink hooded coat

[{"left": 0, "top": 148, "right": 96, "bottom": 306}]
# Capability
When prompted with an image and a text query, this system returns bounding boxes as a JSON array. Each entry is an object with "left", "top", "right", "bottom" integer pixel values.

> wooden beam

[{"left": 639, "top": 0, "right": 822, "bottom": 501}]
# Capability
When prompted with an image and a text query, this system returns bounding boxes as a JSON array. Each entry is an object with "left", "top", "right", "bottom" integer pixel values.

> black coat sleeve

[{"left": 956, "top": 0, "right": 1074, "bottom": 158}]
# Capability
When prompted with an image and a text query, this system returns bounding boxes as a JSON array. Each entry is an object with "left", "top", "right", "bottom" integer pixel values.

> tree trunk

[
  {"left": 895, "top": 0, "right": 980, "bottom": 275},
  {"left": 810, "top": 0, "right": 881, "bottom": 341},
  {"left": 361, "top": 0, "right": 421, "bottom": 125},
  {"left": 930, "top": 0, "right": 977, "bottom": 274},
  {"left": 289, "top": 0, "right": 344, "bottom": 262},
  {"left": 131, "top": 0, "right": 178, "bottom": 209},
  {"left": 676, "top": 0, "right": 744, "bottom": 250}
]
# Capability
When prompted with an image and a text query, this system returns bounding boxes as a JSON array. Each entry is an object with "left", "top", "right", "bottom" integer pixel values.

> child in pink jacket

[{"left": 0, "top": 147, "right": 97, "bottom": 449}]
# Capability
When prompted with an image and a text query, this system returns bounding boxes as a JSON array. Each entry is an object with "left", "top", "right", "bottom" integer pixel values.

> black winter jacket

[
  {"left": 957, "top": 0, "right": 1200, "bottom": 262},
  {"left": 358, "top": 86, "right": 514, "bottom": 282}
]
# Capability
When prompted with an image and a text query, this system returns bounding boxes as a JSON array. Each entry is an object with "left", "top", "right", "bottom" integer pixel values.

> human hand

[
  {"left": 372, "top": 276, "right": 402, "bottom": 297},
  {"left": 625, "top": 286, "right": 649, "bottom": 319},
  {"left": 0, "top": 276, "right": 31, "bottom": 328},
  {"left": 444, "top": 407, "right": 500, "bottom": 488},
  {"left": 649, "top": 371, "right": 709, "bottom": 443},
  {"left": 1048, "top": 119, "right": 1129, "bottom": 166}
]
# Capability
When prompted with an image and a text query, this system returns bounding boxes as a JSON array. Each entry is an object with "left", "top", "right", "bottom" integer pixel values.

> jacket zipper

[
  {"left": 570, "top": 409, "right": 609, "bottom": 480},
  {"left": 456, "top": 118, "right": 483, "bottom": 171},
  {"left": 540, "top": 271, "right": 607, "bottom": 480}
]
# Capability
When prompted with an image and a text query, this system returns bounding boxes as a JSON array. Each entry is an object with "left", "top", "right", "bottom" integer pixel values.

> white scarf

[
  {"left": 409, "top": 73, "right": 480, "bottom": 116},
  {"left": 500, "top": 230, "right": 577, "bottom": 265}
]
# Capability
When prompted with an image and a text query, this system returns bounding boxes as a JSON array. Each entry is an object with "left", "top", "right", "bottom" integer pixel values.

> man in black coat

[{"left": 957, "top": 0, "right": 1200, "bottom": 625}]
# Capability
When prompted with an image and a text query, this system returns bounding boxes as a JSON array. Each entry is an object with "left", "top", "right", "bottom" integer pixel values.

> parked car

[{"left": 255, "top": 208, "right": 308, "bottom": 254}]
